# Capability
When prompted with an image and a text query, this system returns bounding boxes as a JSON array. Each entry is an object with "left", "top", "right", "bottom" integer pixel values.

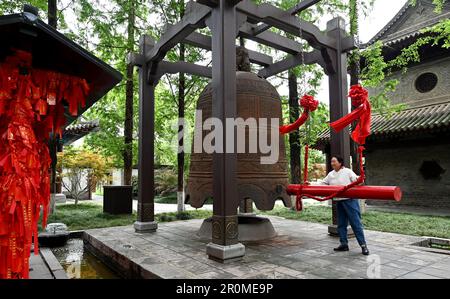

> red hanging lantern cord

[
  {"left": 293, "top": 84, "right": 371, "bottom": 211},
  {"left": 0, "top": 50, "right": 89, "bottom": 279}
]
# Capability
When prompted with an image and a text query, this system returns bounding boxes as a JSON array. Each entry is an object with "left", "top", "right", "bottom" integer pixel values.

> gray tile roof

[
  {"left": 364, "top": 0, "right": 450, "bottom": 47},
  {"left": 62, "top": 120, "right": 100, "bottom": 145},
  {"left": 65, "top": 120, "right": 100, "bottom": 133},
  {"left": 316, "top": 102, "right": 450, "bottom": 146}
]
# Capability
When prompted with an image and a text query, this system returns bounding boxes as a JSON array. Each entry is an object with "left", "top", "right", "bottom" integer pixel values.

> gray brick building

[{"left": 316, "top": 0, "right": 450, "bottom": 209}]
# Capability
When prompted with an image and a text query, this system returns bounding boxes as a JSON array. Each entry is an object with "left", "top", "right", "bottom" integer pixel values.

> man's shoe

[
  {"left": 361, "top": 244, "right": 370, "bottom": 256},
  {"left": 333, "top": 244, "right": 349, "bottom": 252}
]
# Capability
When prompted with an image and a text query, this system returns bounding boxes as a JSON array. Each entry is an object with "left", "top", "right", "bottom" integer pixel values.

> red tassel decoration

[{"left": 280, "top": 94, "right": 319, "bottom": 135}]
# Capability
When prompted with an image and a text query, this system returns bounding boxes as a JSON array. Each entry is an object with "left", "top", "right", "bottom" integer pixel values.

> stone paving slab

[
  {"left": 84, "top": 216, "right": 450, "bottom": 279},
  {"left": 28, "top": 248, "right": 68, "bottom": 279},
  {"left": 29, "top": 253, "right": 53, "bottom": 279}
]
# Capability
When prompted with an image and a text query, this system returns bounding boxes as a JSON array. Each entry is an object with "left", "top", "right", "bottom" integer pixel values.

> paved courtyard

[{"left": 84, "top": 216, "right": 450, "bottom": 279}]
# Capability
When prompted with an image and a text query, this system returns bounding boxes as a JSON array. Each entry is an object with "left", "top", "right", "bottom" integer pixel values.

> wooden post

[
  {"left": 206, "top": 0, "right": 245, "bottom": 263},
  {"left": 326, "top": 17, "right": 352, "bottom": 236},
  {"left": 134, "top": 35, "right": 158, "bottom": 233}
]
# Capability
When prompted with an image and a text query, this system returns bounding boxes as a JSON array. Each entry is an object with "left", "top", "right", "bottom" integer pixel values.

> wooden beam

[
  {"left": 239, "top": 23, "right": 303, "bottom": 55},
  {"left": 252, "top": 0, "right": 322, "bottom": 35},
  {"left": 157, "top": 61, "right": 212, "bottom": 78},
  {"left": 235, "top": 0, "right": 336, "bottom": 50},
  {"left": 170, "top": 27, "right": 273, "bottom": 66},
  {"left": 258, "top": 50, "right": 325, "bottom": 78},
  {"left": 145, "top": 2, "right": 211, "bottom": 64},
  {"left": 197, "top": 0, "right": 242, "bottom": 7}
]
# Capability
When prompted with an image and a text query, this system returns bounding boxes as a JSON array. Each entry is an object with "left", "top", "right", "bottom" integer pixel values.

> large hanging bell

[{"left": 186, "top": 67, "right": 291, "bottom": 211}]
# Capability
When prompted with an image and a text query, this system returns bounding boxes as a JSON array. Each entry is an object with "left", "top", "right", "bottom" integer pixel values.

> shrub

[{"left": 176, "top": 211, "right": 192, "bottom": 220}]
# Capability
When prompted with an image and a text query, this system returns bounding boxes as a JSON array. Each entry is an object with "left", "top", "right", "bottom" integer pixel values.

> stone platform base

[
  {"left": 328, "top": 225, "right": 355, "bottom": 238},
  {"left": 134, "top": 221, "right": 158, "bottom": 233},
  {"left": 206, "top": 242, "right": 245, "bottom": 263},
  {"left": 197, "top": 215, "right": 277, "bottom": 242}
]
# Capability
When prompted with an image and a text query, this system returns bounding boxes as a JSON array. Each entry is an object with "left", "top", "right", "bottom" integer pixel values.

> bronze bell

[{"left": 185, "top": 47, "right": 291, "bottom": 211}]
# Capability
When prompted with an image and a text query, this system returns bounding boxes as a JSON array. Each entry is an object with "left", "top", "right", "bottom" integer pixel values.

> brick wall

[
  {"left": 365, "top": 138, "right": 450, "bottom": 209},
  {"left": 367, "top": 56, "right": 450, "bottom": 108}
]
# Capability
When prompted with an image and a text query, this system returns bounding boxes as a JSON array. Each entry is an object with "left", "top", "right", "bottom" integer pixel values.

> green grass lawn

[
  {"left": 155, "top": 192, "right": 177, "bottom": 203},
  {"left": 44, "top": 202, "right": 212, "bottom": 231},
  {"left": 261, "top": 205, "right": 450, "bottom": 239}
]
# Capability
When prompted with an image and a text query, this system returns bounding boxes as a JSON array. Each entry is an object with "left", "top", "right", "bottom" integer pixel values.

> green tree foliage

[
  {"left": 360, "top": 41, "right": 404, "bottom": 115},
  {"left": 74, "top": 0, "right": 209, "bottom": 168},
  {"left": 70, "top": 0, "right": 153, "bottom": 168},
  {"left": 410, "top": 0, "right": 447, "bottom": 13},
  {"left": 151, "top": 0, "right": 209, "bottom": 170},
  {"left": 0, "top": 0, "right": 47, "bottom": 15},
  {"left": 0, "top": 0, "right": 71, "bottom": 34}
]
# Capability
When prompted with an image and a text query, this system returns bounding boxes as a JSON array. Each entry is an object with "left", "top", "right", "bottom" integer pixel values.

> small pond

[
  {"left": 412, "top": 237, "right": 450, "bottom": 255},
  {"left": 51, "top": 238, "right": 120, "bottom": 279}
]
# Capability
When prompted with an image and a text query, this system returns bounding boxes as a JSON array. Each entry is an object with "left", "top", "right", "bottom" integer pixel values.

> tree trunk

[
  {"left": 349, "top": 0, "right": 360, "bottom": 177},
  {"left": 177, "top": 0, "right": 186, "bottom": 212},
  {"left": 288, "top": 70, "right": 301, "bottom": 184},
  {"left": 124, "top": 0, "right": 135, "bottom": 186},
  {"left": 288, "top": 70, "right": 301, "bottom": 210},
  {"left": 349, "top": 0, "right": 366, "bottom": 213},
  {"left": 48, "top": 0, "right": 57, "bottom": 29}
]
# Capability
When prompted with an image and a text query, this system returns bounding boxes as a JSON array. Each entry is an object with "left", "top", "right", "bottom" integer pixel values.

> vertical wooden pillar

[
  {"left": 48, "top": 0, "right": 57, "bottom": 29},
  {"left": 47, "top": 0, "right": 58, "bottom": 213},
  {"left": 134, "top": 35, "right": 158, "bottom": 233},
  {"left": 326, "top": 17, "right": 351, "bottom": 236},
  {"left": 206, "top": 0, "right": 245, "bottom": 262}
]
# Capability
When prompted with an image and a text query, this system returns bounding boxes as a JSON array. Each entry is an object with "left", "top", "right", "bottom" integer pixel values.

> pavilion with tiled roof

[{"left": 61, "top": 120, "right": 100, "bottom": 146}]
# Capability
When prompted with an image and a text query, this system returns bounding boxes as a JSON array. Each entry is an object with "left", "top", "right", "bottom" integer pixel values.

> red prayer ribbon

[
  {"left": 279, "top": 94, "right": 319, "bottom": 135},
  {"left": 0, "top": 50, "right": 89, "bottom": 279},
  {"left": 330, "top": 84, "right": 371, "bottom": 145},
  {"left": 293, "top": 85, "right": 371, "bottom": 211}
]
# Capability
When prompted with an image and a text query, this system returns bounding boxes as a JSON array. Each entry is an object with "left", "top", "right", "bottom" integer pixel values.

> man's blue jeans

[{"left": 336, "top": 199, "right": 367, "bottom": 246}]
